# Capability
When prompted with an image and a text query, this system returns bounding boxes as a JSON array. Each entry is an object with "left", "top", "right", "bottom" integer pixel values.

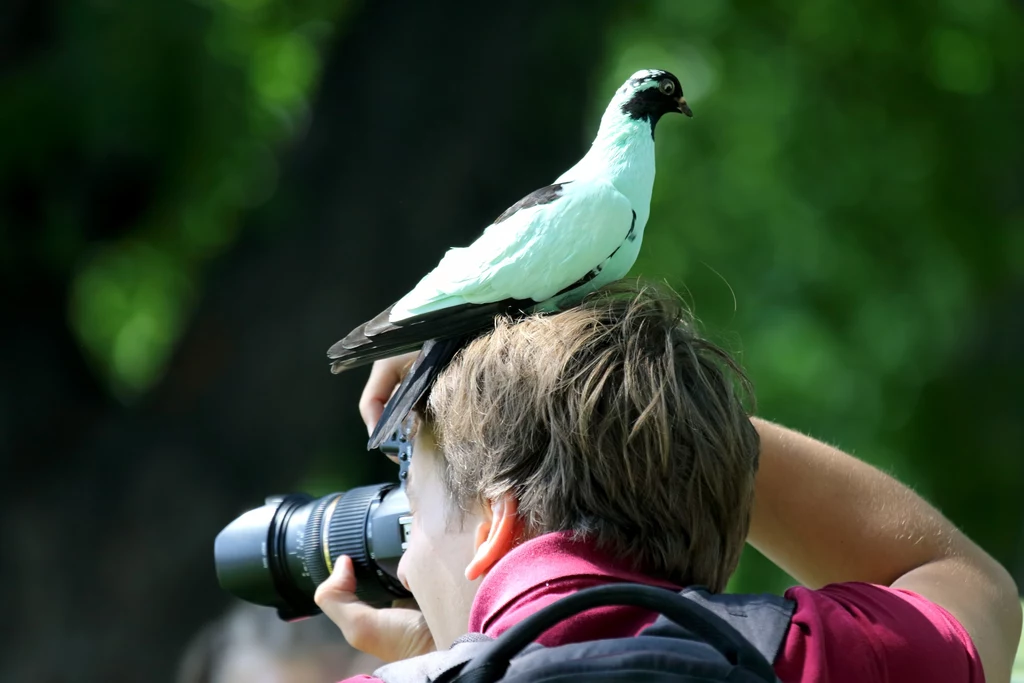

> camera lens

[{"left": 214, "top": 484, "right": 412, "bottom": 619}]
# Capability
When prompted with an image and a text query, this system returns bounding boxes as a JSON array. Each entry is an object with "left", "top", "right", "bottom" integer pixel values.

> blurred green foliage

[
  {"left": 2, "top": 0, "right": 353, "bottom": 399},
  {"left": 4, "top": 2, "right": 1019, "bottom": 679},
  {"left": 595, "top": 0, "right": 1023, "bottom": 593}
]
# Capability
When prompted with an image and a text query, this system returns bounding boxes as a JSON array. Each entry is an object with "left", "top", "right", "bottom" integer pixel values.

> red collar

[{"left": 468, "top": 531, "right": 680, "bottom": 637}]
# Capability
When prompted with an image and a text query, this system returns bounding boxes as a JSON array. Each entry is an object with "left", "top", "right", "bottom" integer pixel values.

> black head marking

[{"left": 619, "top": 70, "right": 688, "bottom": 138}]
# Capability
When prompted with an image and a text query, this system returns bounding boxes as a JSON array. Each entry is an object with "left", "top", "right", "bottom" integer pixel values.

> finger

[
  {"left": 358, "top": 359, "right": 404, "bottom": 435},
  {"left": 315, "top": 556, "right": 433, "bottom": 662},
  {"left": 358, "top": 353, "right": 419, "bottom": 435},
  {"left": 314, "top": 554, "right": 358, "bottom": 606},
  {"left": 314, "top": 556, "right": 384, "bottom": 653}
]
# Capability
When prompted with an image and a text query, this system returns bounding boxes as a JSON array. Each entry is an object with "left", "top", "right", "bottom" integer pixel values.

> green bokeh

[
  {"left": 3, "top": 0, "right": 352, "bottom": 401},
  {"left": 5, "top": 0, "right": 1020, "bottom": 607},
  {"left": 595, "top": 0, "right": 1023, "bottom": 594}
]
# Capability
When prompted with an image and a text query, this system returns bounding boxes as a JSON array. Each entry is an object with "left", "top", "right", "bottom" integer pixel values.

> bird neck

[
  {"left": 563, "top": 108, "right": 657, "bottom": 217},
  {"left": 594, "top": 99, "right": 661, "bottom": 145}
]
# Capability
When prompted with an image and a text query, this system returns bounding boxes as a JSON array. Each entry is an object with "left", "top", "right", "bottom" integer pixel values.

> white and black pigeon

[{"left": 328, "top": 69, "right": 692, "bottom": 448}]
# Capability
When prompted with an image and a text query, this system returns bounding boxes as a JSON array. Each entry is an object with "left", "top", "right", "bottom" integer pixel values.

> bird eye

[{"left": 659, "top": 79, "right": 675, "bottom": 96}]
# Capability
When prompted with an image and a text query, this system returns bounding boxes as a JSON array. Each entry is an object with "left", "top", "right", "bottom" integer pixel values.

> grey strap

[
  {"left": 372, "top": 634, "right": 493, "bottom": 683},
  {"left": 675, "top": 587, "right": 796, "bottom": 664}
]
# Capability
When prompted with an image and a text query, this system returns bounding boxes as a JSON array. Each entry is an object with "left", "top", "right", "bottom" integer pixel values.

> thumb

[
  {"left": 317, "top": 553, "right": 358, "bottom": 595},
  {"left": 314, "top": 555, "right": 374, "bottom": 637},
  {"left": 314, "top": 556, "right": 434, "bottom": 662}
]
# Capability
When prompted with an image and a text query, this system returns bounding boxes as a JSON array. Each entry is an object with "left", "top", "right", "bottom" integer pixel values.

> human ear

[{"left": 465, "top": 493, "right": 519, "bottom": 581}]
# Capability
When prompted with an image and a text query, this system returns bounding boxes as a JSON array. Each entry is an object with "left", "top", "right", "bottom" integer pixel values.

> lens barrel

[{"left": 214, "top": 483, "right": 412, "bottom": 619}]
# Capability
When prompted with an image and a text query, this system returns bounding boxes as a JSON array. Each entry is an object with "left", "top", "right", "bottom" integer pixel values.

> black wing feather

[{"left": 328, "top": 298, "right": 535, "bottom": 373}]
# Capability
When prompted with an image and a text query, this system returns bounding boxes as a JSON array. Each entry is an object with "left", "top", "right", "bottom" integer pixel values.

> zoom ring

[{"left": 328, "top": 485, "right": 397, "bottom": 606}]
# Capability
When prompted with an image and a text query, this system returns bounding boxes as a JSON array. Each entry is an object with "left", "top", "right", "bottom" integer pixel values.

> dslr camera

[{"left": 214, "top": 423, "right": 414, "bottom": 619}]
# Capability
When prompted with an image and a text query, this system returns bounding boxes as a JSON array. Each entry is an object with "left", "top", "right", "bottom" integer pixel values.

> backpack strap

[
  {"left": 642, "top": 586, "right": 796, "bottom": 665},
  {"left": 456, "top": 583, "right": 779, "bottom": 683},
  {"left": 373, "top": 586, "right": 797, "bottom": 683}
]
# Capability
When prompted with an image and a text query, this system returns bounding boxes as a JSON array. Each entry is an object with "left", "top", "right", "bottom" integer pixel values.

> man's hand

[
  {"left": 315, "top": 555, "right": 436, "bottom": 663},
  {"left": 328, "top": 352, "right": 431, "bottom": 662},
  {"left": 359, "top": 353, "right": 420, "bottom": 435}
]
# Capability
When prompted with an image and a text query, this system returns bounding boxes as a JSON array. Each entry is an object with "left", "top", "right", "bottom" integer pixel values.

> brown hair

[{"left": 425, "top": 282, "right": 759, "bottom": 592}]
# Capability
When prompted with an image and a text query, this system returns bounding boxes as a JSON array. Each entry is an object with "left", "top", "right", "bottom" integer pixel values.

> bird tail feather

[{"left": 367, "top": 337, "right": 471, "bottom": 450}]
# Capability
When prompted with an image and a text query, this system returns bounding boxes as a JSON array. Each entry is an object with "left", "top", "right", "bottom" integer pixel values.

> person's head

[
  {"left": 396, "top": 283, "right": 760, "bottom": 648},
  {"left": 176, "top": 601, "right": 382, "bottom": 683}
]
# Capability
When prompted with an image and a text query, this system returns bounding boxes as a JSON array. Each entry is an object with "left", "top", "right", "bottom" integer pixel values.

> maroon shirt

[{"left": 343, "top": 532, "right": 984, "bottom": 683}]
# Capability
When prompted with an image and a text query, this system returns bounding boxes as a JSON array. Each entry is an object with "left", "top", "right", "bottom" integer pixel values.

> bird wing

[
  {"left": 327, "top": 297, "right": 532, "bottom": 373},
  {"left": 390, "top": 179, "right": 634, "bottom": 320},
  {"left": 326, "top": 180, "right": 634, "bottom": 373}
]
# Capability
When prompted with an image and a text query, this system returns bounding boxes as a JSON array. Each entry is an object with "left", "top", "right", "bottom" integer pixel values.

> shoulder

[
  {"left": 352, "top": 639, "right": 494, "bottom": 683},
  {"left": 774, "top": 582, "right": 985, "bottom": 683}
]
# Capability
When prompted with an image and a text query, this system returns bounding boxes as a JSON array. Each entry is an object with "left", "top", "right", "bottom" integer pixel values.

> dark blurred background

[{"left": 2, "top": 0, "right": 1022, "bottom": 681}]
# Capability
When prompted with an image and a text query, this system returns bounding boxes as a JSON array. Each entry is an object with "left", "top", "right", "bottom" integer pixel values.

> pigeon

[{"left": 328, "top": 69, "right": 692, "bottom": 448}]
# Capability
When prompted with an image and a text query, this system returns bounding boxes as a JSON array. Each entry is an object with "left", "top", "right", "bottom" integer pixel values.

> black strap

[{"left": 453, "top": 583, "right": 777, "bottom": 683}]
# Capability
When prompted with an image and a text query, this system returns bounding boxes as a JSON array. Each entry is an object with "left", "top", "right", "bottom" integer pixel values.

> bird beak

[{"left": 677, "top": 97, "right": 693, "bottom": 117}]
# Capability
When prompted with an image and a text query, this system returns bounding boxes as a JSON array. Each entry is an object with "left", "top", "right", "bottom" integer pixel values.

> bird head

[{"left": 617, "top": 69, "right": 692, "bottom": 122}]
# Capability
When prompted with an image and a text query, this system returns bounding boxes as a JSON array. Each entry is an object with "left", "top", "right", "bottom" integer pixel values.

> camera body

[{"left": 214, "top": 424, "right": 414, "bottom": 619}]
